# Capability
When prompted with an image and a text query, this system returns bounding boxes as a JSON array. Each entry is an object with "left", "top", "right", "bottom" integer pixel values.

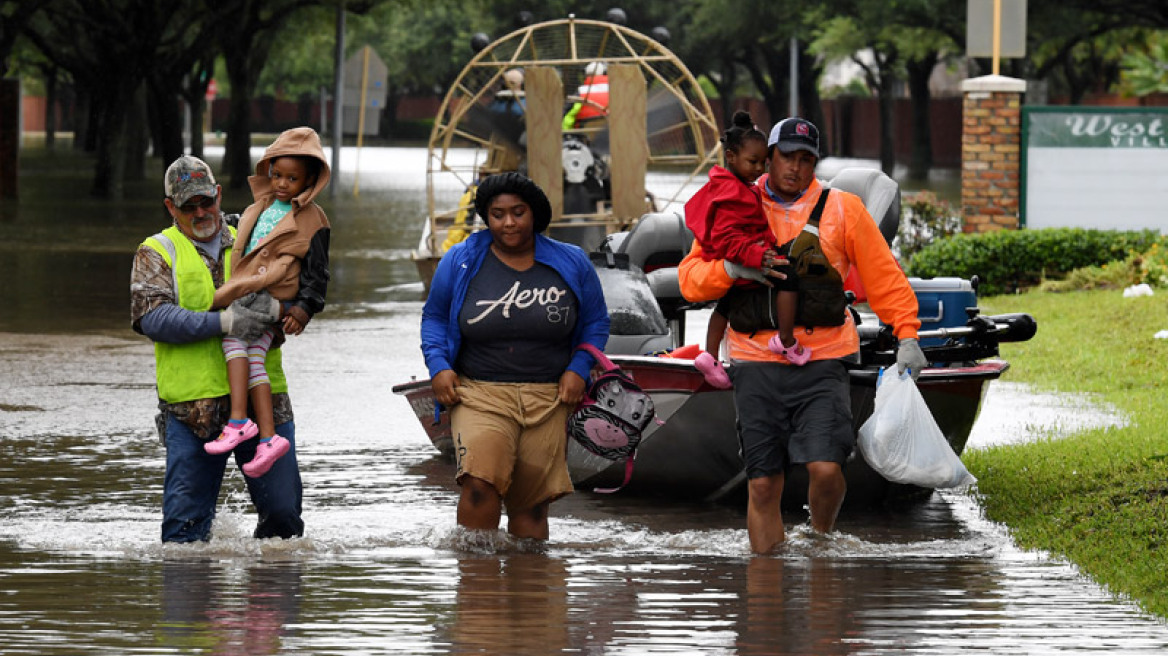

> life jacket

[
  {"left": 575, "top": 74, "right": 609, "bottom": 120},
  {"left": 787, "top": 189, "right": 848, "bottom": 327},
  {"left": 719, "top": 189, "right": 848, "bottom": 332},
  {"left": 142, "top": 225, "right": 287, "bottom": 403},
  {"left": 441, "top": 185, "right": 476, "bottom": 252}
]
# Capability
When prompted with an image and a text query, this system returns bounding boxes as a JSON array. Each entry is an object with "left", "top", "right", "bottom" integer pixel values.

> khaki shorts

[{"left": 450, "top": 377, "right": 575, "bottom": 512}]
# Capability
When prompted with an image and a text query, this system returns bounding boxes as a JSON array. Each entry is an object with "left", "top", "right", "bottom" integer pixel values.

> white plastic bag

[{"left": 857, "top": 368, "right": 976, "bottom": 489}]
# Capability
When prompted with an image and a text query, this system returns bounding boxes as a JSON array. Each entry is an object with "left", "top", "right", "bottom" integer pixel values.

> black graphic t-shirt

[{"left": 457, "top": 250, "right": 580, "bottom": 383}]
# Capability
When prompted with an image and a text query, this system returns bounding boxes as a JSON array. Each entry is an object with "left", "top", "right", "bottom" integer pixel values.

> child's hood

[{"left": 249, "top": 127, "right": 331, "bottom": 207}]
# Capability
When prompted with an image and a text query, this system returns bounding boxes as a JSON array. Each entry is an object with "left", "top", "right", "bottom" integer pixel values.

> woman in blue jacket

[{"left": 421, "top": 173, "right": 610, "bottom": 542}]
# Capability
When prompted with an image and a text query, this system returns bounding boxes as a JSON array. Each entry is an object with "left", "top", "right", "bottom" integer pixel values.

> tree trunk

[
  {"left": 906, "top": 55, "right": 937, "bottom": 180},
  {"left": 82, "top": 89, "right": 100, "bottom": 153},
  {"left": 147, "top": 76, "right": 184, "bottom": 164},
  {"left": 1063, "top": 50, "right": 1090, "bottom": 104},
  {"left": 739, "top": 44, "right": 786, "bottom": 127},
  {"left": 221, "top": 40, "right": 272, "bottom": 188},
  {"left": 866, "top": 49, "right": 900, "bottom": 177},
  {"left": 877, "top": 74, "right": 896, "bottom": 176},
  {"left": 44, "top": 66, "right": 57, "bottom": 150},
  {"left": 187, "top": 54, "right": 215, "bottom": 159},
  {"left": 382, "top": 86, "right": 398, "bottom": 139},
  {"left": 716, "top": 61, "right": 738, "bottom": 129},
  {"left": 189, "top": 97, "right": 206, "bottom": 159},
  {"left": 73, "top": 88, "right": 89, "bottom": 152},
  {"left": 124, "top": 83, "right": 149, "bottom": 181},
  {"left": 223, "top": 88, "right": 251, "bottom": 186},
  {"left": 766, "top": 43, "right": 791, "bottom": 123},
  {"left": 797, "top": 50, "right": 827, "bottom": 155},
  {"left": 91, "top": 85, "right": 130, "bottom": 199},
  {"left": 0, "top": 78, "right": 19, "bottom": 199}
]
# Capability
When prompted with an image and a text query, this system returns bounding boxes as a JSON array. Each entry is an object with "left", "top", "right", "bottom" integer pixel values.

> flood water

[{"left": 1, "top": 144, "right": 1165, "bottom": 654}]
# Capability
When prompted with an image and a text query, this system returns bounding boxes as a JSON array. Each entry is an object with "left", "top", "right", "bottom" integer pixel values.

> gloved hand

[
  {"left": 236, "top": 290, "right": 281, "bottom": 323},
  {"left": 896, "top": 337, "right": 929, "bottom": 380},
  {"left": 220, "top": 302, "right": 272, "bottom": 342},
  {"left": 723, "top": 260, "right": 770, "bottom": 285}
]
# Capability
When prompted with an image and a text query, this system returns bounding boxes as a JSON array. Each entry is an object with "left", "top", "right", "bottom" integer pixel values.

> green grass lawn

[{"left": 968, "top": 289, "right": 1168, "bottom": 618}]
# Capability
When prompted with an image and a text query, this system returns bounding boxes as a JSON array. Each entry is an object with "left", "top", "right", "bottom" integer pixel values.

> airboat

[{"left": 410, "top": 14, "right": 720, "bottom": 289}]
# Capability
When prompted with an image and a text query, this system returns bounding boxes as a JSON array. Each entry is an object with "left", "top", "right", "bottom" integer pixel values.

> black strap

[{"left": 807, "top": 188, "right": 830, "bottom": 227}]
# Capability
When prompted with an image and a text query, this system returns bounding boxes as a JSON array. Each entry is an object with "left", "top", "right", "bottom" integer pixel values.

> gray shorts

[{"left": 729, "top": 359, "right": 854, "bottom": 478}]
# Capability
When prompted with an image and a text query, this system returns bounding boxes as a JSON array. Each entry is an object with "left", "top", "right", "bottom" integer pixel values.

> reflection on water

[
  {"left": 1, "top": 145, "right": 1166, "bottom": 654},
  {"left": 160, "top": 561, "right": 303, "bottom": 655},
  {"left": 448, "top": 554, "right": 571, "bottom": 653}
]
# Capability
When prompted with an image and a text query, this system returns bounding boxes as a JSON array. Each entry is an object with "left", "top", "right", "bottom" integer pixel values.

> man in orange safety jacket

[{"left": 678, "top": 117, "right": 928, "bottom": 554}]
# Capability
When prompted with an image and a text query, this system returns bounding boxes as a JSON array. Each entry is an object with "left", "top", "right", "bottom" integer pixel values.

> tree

[
  {"left": 0, "top": 0, "right": 49, "bottom": 75},
  {"left": 207, "top": 0, "right": 316, "bottom": 187},
  {"left": 344, "top": 0, "right": 493, "bottom": 138},
  {"left": 208, "top": 0, "right": 387, "bottom": 188},
  {"left": 679, "top": 0, "right": 804, "bottom": 127},
  {"left": 894, "top": 0, "right": 965, "bottom": 180},
  {"left": 23, "top": 0, "right": 206, "bottom": 198},
  {"left": 1118, "top": 32, "right": 1168, "bottom": 97},
  {"left": 810, "top": 11, "right": 902, "bottom": 175}
]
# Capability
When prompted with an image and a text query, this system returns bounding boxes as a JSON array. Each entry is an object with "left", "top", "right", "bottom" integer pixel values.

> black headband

[{"left": 473, "top": 172, "right": 553, "bottom": 233}]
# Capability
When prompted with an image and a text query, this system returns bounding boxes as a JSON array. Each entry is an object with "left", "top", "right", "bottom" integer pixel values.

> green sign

[
  {"left": 1028, "top": 111, "right": 1168, "bottom": 148},
  {"left": 1022, "top": 107, "right": 1168, "bottom": 231}
]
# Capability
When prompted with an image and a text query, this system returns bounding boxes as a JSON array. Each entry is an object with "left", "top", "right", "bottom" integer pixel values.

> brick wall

[{"left": 961, "top": 76, "right": 1025, "bottom": 232}]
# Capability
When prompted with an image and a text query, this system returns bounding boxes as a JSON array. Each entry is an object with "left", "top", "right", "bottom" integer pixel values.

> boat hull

[{"left": 391, "top": 357, "right": 1007, "bottom": 509}]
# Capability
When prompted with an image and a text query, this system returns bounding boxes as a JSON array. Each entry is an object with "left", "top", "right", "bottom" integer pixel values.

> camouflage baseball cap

[{"left": 164, "top": 156, "right": 218, "bottom": 206}]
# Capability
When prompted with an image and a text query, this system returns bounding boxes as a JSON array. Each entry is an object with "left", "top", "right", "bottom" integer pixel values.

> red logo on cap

[{"left": 796, "top": 123, "right": 810, "bottom": 136}]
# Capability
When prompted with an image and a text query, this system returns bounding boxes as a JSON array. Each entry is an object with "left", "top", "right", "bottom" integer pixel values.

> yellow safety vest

[{"left": 143, "top": 225, "right": 287, "bottom": 403}]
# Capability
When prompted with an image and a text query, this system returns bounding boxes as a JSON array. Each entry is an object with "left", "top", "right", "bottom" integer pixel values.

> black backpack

[{"left": 722, "top": 189, "right": 848, "bottom": 332}]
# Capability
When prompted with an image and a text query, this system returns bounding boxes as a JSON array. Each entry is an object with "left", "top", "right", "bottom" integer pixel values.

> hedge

[{"left": 905, "top": 228, "right": 1160, "bottom": 296}]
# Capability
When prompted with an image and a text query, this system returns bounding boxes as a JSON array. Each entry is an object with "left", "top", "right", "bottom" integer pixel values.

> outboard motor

[{"left": 556, "top": 135, "right": 611, "bottom": 251}]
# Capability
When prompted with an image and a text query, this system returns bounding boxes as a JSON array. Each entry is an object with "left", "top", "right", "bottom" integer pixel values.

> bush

[
  {"left": 1135, "top": 238, "right": 1168, "bottom": 287},
  {"left": 1040, "top": 236, "right": 1168, "bottom": 292},
  {"left": 1038, "top": 256, "right": 1143, "bottom": 292},
  {"left": 894, "top": 191, "right": 963, "bottom": 261},
  {"left": 905, "top": 228, "right": 1160, "bottom": 296}
]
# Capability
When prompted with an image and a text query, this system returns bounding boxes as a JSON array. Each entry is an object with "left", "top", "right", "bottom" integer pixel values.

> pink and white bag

[{"left": 566, "top": 343, "right": 658, "bottom": 492}]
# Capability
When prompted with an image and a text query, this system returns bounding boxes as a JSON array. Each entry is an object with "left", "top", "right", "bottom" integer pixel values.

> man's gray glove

[
  {"left": 896, "top": 337, "right": 929, "bottom": 380},
  {"left": 723, "top": 260, "right": 770, "bottom": 285},
  {"left": 220, "top": 302, "right": 271, "bottom": 342},
  {"left": 236, "top": 290, "right": 281, "bottom": 323}
]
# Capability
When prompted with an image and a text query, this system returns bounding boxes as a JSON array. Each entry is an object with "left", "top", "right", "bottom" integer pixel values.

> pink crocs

[
  {"left": 242, "top": 434, "right": 290, "bottom": 478},
  {"left": 205, "top": 419, "right": 259, "bottom": 455},
  {"left": 768, "top": 335, "right": 812, "bottom": 366},
  {"left": 694, "top": 351, "right": 732, "bottom": 389}
]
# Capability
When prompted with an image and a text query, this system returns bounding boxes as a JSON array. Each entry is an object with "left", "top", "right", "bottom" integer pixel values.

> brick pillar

[{"left": 961, "top": 75, "right": 1026, "bottom": 232}]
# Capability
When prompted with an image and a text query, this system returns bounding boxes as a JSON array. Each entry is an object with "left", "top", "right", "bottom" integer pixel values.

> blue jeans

[{"left": 161, "top": 413, "right": 304, "bottom": 543}]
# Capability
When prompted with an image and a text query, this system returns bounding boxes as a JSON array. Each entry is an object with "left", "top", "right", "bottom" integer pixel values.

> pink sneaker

[
  {"left": 242, "top": 434, "right": 290, "bottom": 478},
  {"left": 205, "top": 419, "right": 259, "bottom": 454},
  {"left": 694, "top": 351, "right": 732, "bottom": 389},
  {"left": 768, "top": 335, "right": 812, "bottom": 366}
]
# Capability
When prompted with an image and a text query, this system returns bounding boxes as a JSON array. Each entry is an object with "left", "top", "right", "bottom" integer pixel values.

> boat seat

[
  {"left": 614, "top": 212, "right": 693, "bottom": 273},
  {"left": 827, "top": 168, "right": 900, "bottom": 246}
]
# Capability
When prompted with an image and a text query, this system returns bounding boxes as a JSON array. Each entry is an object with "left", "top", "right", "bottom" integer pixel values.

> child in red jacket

[{"left": 684, "top": 111, "right": 808, "bottom": 388}]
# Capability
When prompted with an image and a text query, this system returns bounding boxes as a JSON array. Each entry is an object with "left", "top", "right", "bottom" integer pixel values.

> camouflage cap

[{"left": 164, "top": 156, "right": 218, "bottom": 206}]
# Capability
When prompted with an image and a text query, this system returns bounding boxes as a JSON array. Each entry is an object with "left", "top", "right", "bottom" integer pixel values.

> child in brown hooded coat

[{"left": 203, "top": 127, "right": 332, "bottom": 477}]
